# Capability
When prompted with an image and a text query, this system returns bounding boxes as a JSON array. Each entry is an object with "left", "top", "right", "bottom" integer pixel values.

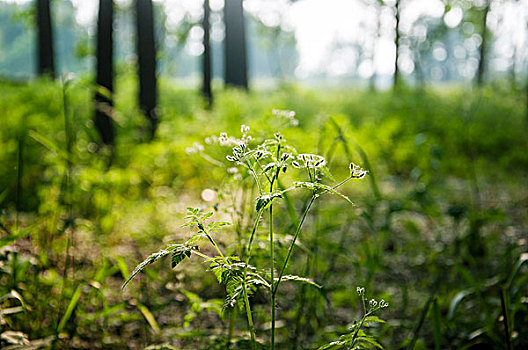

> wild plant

[
  {"left": 123, "top": 118, "right": 369, "bottom": 349},
  {"left": 319, "top": 287, "right": 389, "bottom": 350}
]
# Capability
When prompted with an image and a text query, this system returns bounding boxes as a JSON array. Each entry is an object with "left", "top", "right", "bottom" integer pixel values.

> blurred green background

[{"left": 0, "top": 0, "right": 527, "bottom": 349}]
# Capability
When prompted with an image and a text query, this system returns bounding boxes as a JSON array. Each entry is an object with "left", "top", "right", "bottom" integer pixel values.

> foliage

[{"left": 0, "top": 77, "right": 527, "bottom": 348}]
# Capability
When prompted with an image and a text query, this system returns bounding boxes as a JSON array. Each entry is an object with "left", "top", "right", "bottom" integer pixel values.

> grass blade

[
  {"left": 57, "top": 285, "right": 82, "bottom": 333},
  {"left": 136, "top": 302, "right": 161, "bottom": 335}
]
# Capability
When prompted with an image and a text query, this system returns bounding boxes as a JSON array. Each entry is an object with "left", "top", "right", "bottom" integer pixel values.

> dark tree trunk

[
  {"left": 393, "top": 0, "right": 400, "bottom": 89},
  {"left": 476, "top": 0, "right": 490, "bottom": 87},
  {"left": 94, "top": 0, "right": 115, "bottom": 146},
  {"left": 202, "top": 0, "right": 213, "bottom": 106},
  {"left": 136, "top": 0, "right": 158, "bottom": 138},
  {"left": 36, "top": 0, "right": 55, "bottom": 78},
  {"left": 224, "top": 0, "right": 248, "bottom": 89}
]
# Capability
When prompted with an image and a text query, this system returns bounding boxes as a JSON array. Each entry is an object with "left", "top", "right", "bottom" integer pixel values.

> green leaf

[
  {"left": 0, "top": 227, "right": 33, "bottom": 249},
  {"left": 57, "top": 285, "right": 82, "bottom": 332},
  {"left": 447, "top": 290, "right": 471, "bottom": 320},
  {"left": 171, "top": 245, "right": 193, "bottom": 269},
  {"left": 255, "top": 192, "right": 283, "bottom": 212},
  {"left": 278, "top": 275, "right": 321, "bottom": 288},
  {"left": 122, "top": 249, "right": 173, "bottom": 289},
  {"left": 136, "top": 302, "right": 161, "bottom": 335},
  {"left": 28, "top": 130, "right": 71, "bottom": 162},
  {"left": 115, "top": 256, "right": 130, "bottom": 280},
  {"left": 358, "top": 335, "right": 384, "bottom": 349},
  {"left": 364, "top": 315, "right": 386, "bottom": 325},
  {"left": 293, "top": 181, "right": 355, "bottom": 205}
]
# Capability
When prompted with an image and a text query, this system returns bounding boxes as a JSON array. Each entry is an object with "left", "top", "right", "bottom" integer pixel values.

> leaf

[
  {"left": 318, "top": 341, "right": 344, "bottom": 349},
  {"left": 122, "top": 249, "right": 172, "bottom": 289},
  {"left": 278, "top": 275, "right": 321, "bottom": 288},
  {"left": 171, "top": 247, "right": 190, "bottom": 269},
  {"left": 358, "top": 335, "right": 384, "bottom": 349},
  {"left": 28, "top": 130, "right": 71, "bottom": 161},
  {"left": 255, "top": 192, "right": 283, "bottom": 212},
  {"left": 136, "top": 302, "right": 161, "bottom": 335},
  {"left": 0, "top": 227, "right": 33, "bottom": 249},
  {"left": 57, "top": 285, "right": 82, "bottom": 332},
  {"left": 115, "top": 256, "right": 130, "bottom": 280},
  {"left": 364, "top": 315, "right": 386, "bottom": 325},
  {"left": 432, "top": 298, "right": 442, "bottom": 350},
  {"left": 447, "top": 290, "right": 471, "bottom": 320},
  {"left": 293, "top": 181, "right": 355, "bottom": 205}
]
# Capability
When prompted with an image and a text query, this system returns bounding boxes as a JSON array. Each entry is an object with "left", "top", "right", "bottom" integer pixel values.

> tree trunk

[
  {"left": 36, "top": 0, "right": 55, "bottom": 78},
  {"left": 202, "top": 0, "right": 213, "bottom": 106},
  {"left": 94, "top": 0, "right": 115, "bottom": 146},
  {"left": 393, "top": 0, "right": 400, "bottom": 89},
  {"left": 224, "top": 0, "right": 248, "bottom": 89},
  {"left": 136, "top": 0, "right": 158, "bottom": 138},
  {"left": 476, "top": 0, "right": 490, "bottom": 87}
]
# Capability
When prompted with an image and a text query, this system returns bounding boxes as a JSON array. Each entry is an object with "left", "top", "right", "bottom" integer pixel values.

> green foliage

[{"left": 0, "top": 78, "right": 527, "bottom": 349}]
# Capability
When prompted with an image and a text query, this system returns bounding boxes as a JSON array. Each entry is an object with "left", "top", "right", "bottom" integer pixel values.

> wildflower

[{"left": 349, "top": 162, "right": 368, "bottom": 179}]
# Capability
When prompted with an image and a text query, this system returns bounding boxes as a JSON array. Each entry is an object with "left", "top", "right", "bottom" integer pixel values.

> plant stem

[
  {"left": 200, "top": 222, "right": 228, "bottom": 264},
  {"left": 269, "top": 164, "right": 280, "bottom": 350},
  {"left": 499, "top": 287, "right": 513, "bottom": 350},
  {"left": 238, "top": 208, "right": 264, "bottom": 348},
  {"left": 270, "top": 202, "right": 276, "bottom": 349},
  {"left": 274, "top": 194, "right": 316, "bottom": 294},
  {"left": 243, "top": 283, "right": 257, "bottom": 350}
]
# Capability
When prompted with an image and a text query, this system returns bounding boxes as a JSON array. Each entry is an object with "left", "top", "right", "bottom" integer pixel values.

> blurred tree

[
  {"left": 36, "top": 0, "right": 55, "bottom": 78},
  {"left": 224, "top": 0, "right": 248, "bottom": 89},
  {"left": 202, "top": 0, "right": 212, "bottom": 106},
  {"left": 136, "top": 0, "right": 158, "bottom": 138},
  {"left": 476, "top": 0, "right": 491, "bottom": 86},
  {"left": 94, "top": 0, "right": 115, "bottom": 146},
  {"left": 393, "top": 0, "right": 401, "bottom": 89}
]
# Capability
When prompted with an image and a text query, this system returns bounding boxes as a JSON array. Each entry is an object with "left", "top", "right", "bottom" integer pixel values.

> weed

[{"left": 123, "top": 121, "right": 369, "bottom": 348}]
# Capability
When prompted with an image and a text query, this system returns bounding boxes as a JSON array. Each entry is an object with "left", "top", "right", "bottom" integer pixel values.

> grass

[{"left": 0, "top": 76, "right": 527, "bottom": 349}]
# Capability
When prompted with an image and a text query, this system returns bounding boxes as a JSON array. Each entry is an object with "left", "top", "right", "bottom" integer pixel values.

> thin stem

[
  {"left": 269, "top": 160, "right": 280, "bottom": 350},
  {"left": 273, "top": 194, "right": 317, "bottom": 295},
  {"left": 352, "top": 297, "right": 369, "bottom": 344},
  {"left": 270, "top": 201, "right": 276, "bottom": 349},
  {"left": 247, "top": 161, "right": 263, "bottom": 195},
  {"left": 241, "top": 208, "right": 264, "bottom": 348},
  {"left": 191, "top": 250, "right": 212, "bottom": 260},
  {"left": 499, "top": 287, "right": 513, "bottom": 350},
  {"left": 199, "top": 221, "right": 228, "bottom": 264},
  {"left": 243, "top": 283, "right": 257, "bottom": 349}
]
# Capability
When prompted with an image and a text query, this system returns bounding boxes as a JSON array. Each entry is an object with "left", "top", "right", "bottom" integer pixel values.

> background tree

[
  {"left": 202, "top": 0, "right": 212, "bottom": 106},
  {"left": 136, "top": 0, "right": 158, "bottom": 138},
  {"left": 224, "top": 0, "right": 248, "bottom": 89},
  {"left": 393, "top": 0, "right": 401, "bottom": 89},
  {"left": 36, "top": 0, "right": 55, "bottom": 78},
  {"left": 94, "top": 0, "right": 115, "bottom": 146},
  {"left": 476, "top": 0, "right": 491, "bottom": 86}
]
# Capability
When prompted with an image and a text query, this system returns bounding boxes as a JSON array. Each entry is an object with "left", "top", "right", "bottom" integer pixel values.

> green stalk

[
  {"left": 199, "top": 222, "right": 228, "bottom": 264},
  {"left": 243, "top": 283, "right": 257, "bottom": 350},
  {"left": 238, "top": 208, "right": 264, "bottom": 348},
  {"left": 269, "top": 163, "right": 280, "bottom": 349},
  {"left": 274, "top": 193, "right": 316, "bottom": 294},
  {"left": 270, "top": 201, "right": 276, "bottom": 349}
]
